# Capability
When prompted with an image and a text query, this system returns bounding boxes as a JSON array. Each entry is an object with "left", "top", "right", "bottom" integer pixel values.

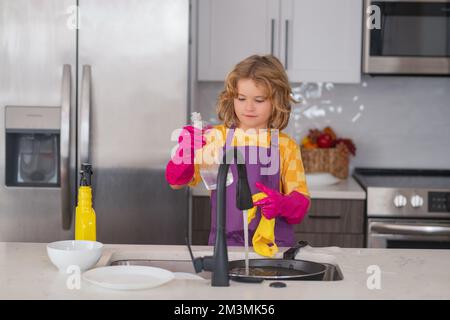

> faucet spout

[
  {"left": 212, "top": 148, "right": 254, "bottom": 286},
  {"left": 212, "top": 158, "right": 230, "bottom": 286}
]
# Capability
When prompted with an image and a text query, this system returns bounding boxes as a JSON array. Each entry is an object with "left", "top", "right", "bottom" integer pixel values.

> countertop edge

[
  {"left": 191, "top": 176, "right": 366, "bottom": 200},
  {"left": 2, "top": 243, "right": 450, "bottom": 300}
]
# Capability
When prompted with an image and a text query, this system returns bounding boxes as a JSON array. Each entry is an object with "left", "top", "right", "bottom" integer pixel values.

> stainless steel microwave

[{"left": 363, "top": 0, "right": 450, "bottom": 75}]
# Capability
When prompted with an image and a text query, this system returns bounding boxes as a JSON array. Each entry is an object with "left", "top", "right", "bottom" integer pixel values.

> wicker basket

[{"left": 301, "top": 143, "right": 350, "bottom": 179}]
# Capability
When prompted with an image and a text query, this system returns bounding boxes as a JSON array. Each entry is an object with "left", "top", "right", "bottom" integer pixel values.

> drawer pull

[{"left": 308, "top": 215, "right": 341, "bottom": 220}]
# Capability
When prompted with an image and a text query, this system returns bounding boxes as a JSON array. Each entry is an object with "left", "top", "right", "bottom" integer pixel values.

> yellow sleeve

[
  {"left": 188, "top": 164, "right": 201, "bottom": 187},
  {"left": 279, "top": 135, "right": 310, "bottom": 197}
]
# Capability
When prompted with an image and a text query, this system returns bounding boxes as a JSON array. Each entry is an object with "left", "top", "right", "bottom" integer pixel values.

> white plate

[
  {"left": 173, "top": 272, "right": 206, "bottom": 280},
  {"left": 82, "top": 265, "right": 175, "bottom": 290}
]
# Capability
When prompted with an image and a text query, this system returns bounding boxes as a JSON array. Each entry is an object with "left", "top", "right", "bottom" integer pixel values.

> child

[{"left": 166, "top": 54, "right": 310, "bottom": 247}]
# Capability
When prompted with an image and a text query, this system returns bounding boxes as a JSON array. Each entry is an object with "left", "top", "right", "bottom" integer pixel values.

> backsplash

[{"left": 193, "top": 75, "right": 450, "bottom": 170}]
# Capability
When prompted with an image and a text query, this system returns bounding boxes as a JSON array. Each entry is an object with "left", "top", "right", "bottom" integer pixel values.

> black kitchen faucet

[{"left": 187, "top": 148, "right": 253, "bottom": 286}]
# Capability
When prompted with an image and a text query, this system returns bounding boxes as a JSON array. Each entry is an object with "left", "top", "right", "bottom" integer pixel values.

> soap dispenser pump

[{"left": 75, "top": 163, "right": 96, "bottom": 241}]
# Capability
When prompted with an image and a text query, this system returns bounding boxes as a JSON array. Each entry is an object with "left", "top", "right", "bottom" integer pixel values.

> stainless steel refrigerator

[{"left": 0, "top": 0, "right": 189, "bottom": 243}]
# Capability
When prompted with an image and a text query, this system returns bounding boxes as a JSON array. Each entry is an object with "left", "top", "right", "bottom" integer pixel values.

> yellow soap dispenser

[{"left": 75, "top": 163, "right": 96, "bottom": 241}]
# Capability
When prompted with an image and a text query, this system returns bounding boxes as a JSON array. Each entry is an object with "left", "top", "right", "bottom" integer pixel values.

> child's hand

[
  {"left": 174, "top": 125, "right": 210, "bottom": 164},
  {"left": 165, "top": 125, "right": 211, "bottom": 186},
  {"left": 178, "top": 125, "right": 209, "bottom": 153},
  {"left": 254, "top": 182, "right": 310, "bottom": 224},
  {"left": 253, "top": 182, "right": 284, "bottom": 220}
]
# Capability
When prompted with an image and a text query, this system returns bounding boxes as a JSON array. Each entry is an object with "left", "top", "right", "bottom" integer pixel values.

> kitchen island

[{"left": 0, "top": 242, "right": 449, "bottom": 300}]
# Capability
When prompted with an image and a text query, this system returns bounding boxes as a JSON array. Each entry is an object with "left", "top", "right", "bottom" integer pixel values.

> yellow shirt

[{"left": 189, "top": 125, "right": 309, "bottom": 197}]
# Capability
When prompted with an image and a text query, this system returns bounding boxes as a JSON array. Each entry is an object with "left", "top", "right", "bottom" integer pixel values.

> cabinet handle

[
  {"left": 285, "top": 19, "right": 289, "bottom": 69},
  {"left": 270, "top": 19, "right": 275, "bottom": 55},
  {"left": 309, "top": 214, "right": 341, "bottom": 220}
]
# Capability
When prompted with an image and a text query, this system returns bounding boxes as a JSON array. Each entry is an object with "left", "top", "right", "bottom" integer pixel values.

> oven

[
  {"left": 363, "top": 0, "right": 450, "bottom": 75},
  {"left": 353, "top": 168, "right": 450, "bottom": 249}
]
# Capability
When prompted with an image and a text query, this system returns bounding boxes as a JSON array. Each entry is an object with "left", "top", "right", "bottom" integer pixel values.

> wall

[{"left": 193, "top": 75, "right": 450, "bottom": 170}]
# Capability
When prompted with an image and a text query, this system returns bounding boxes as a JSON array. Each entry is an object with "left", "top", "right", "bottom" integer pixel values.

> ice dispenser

[{"left": 5, "top": 106, "right": 60, "bottom": 187}]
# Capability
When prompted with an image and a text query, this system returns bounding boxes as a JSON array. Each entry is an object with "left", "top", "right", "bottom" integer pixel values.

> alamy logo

[
  {"left": 366, "top": 5, "right": 381, "bottom": 30},
  {"left": 66, "top": 5, "right": 80, "bottom": 30},
  {"left": 66, "top": 265, "right": 81, "bottom": 290},
  {"left": 366, "top": 265, "right": 381, "bottom": 290}
]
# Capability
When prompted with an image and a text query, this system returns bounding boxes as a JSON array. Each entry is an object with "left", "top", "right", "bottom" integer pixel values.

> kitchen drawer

[
  {"left": 295, "top": 233, "right": 364, "bottom": 248},
  {"left": 192, "top": 197, "right": 212, "bottom": 230},
  {"left": 295, "top": 199, "right": 365, "bottom": 234},
  {"left": 192, "top": 230, "right": 210, "bottom": 245},
  {"left": 192, "top": 197, "right": 211, "bottom": 245}
]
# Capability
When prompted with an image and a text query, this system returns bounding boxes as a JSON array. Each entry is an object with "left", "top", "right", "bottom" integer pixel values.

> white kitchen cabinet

[
  {"left": 281, "top": 0, "right": 362, "bottom": 83},
  {"left": 197, "top": 0, "right": 279, "bottom": 81},
  {"left": 197, "top": 0, "right": 362, "bottom": 83}
]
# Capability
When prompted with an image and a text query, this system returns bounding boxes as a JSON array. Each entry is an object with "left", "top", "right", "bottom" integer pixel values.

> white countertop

[
  {"left": 191, "top": 176, "right": 366, "bottom": 200},
  {"left": 1, "top": 242, "right": 449, "bottom": 300}
]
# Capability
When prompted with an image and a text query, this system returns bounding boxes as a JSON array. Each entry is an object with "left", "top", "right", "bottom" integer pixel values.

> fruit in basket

[
  {"left": 301, "top": 136, "right": 317, "bottom": 149},
  {"left": 317, "top": 133, "right": 333, "bottom": 148},
  {"left": 323, "top": 126, "right": 337, "bottom": 141},
  {"left": 300, "top": 126, "right": 355, "bottom": 179},
  {"left": 301, "top": 126, "right": 356, "bottom": 156},
  {"left": 307, "top": 129, "right": 322, "bottom": 144},
  {"left": 335, "top": 138, "right": 356, "bottom": 156}
]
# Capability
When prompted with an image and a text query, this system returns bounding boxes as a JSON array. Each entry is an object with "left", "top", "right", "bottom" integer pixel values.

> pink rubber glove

[
  {"left": 165, "top": 125, "right": 208, "bottom": 185},
  {"left": 253, "top": 182, "right": 310, "bottom": 224}
]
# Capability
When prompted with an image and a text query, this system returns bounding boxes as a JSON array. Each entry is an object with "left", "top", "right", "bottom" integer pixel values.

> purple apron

[{"left": 208, "top": 128, "right": 295, "bottom": 247}]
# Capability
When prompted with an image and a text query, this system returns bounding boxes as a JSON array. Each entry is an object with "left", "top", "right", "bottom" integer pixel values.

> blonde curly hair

[{"left": 217, "top": 54, "right": 296, "bottom": 130}]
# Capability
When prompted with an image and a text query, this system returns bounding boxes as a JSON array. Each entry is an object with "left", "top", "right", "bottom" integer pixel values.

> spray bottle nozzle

[{"left": 80, "top": 163, "right": 93, "bottom": 186}]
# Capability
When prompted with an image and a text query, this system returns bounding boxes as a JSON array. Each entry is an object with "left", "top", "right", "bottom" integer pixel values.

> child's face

[{"left": 234, "top": 78, "right": 272, "bottom": 130}]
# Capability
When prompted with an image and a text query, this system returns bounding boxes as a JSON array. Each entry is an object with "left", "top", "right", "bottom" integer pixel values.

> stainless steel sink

[
  {"left": 321, "top": 263, "right": 344, "bottom": 281},
  {"left": 109, "top": 259, "right": 343, "bottom": 281}
]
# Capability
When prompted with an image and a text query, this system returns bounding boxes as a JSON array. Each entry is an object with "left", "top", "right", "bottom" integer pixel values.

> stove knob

[
  {"left": 410, "top": 195, "right": 424, "bottom": 208},
  {"left": 393, "top": 195, "right": 407, "bottom": 208}
]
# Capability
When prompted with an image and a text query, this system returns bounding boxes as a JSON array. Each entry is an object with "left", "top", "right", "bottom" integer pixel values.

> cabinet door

[
  {"left": 281, "top": 0, "right": 362, "bottom": 83},
  {"left": 198, "top": 0, "right": 280, "bottom": 81}
]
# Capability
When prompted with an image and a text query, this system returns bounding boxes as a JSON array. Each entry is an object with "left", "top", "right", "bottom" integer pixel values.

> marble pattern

[{"left": 1, "top": 242, "right": 449, "bottom": 299}]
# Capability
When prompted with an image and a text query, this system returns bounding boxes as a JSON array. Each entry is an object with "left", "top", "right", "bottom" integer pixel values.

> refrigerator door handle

[
  {"left": 80, "top": 65, "right": 91, "bottom": 164},
  {"left": 60, "top": 64, "right": 72, "bottom": 230}
]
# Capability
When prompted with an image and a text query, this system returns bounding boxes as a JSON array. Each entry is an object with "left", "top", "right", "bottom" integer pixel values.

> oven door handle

[{"left": 370, "top": 222, "right": 450, "bottom": 236}]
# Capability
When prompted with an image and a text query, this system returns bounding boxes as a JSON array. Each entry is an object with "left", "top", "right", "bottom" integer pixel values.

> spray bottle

[
  {"left": 192, "top": 112, "right": 233, "bottom": 190},
  {"left": 75, "top": 163, "right": 96, "bottom": 241}
]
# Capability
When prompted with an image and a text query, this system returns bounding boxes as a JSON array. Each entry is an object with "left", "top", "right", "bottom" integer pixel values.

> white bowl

[
  {"left": 306, "top": 173, "right": 342, "bottom": 187},
  {"left": 47, "top": 240, "right": 103, "bottom": 273}
]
